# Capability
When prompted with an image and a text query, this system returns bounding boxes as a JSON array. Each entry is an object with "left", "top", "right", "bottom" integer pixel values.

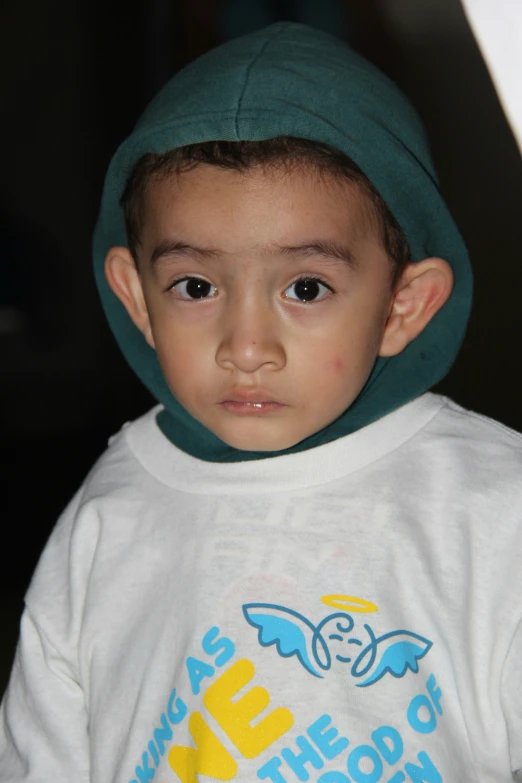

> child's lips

[
  {"left": 219, "top": 388, "right": 286, "bottom": 415},
  {"left": 220, "top": 400, "right": 286, "bottom": 415}
]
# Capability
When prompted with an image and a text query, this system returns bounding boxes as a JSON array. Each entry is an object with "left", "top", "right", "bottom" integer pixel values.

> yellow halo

[{"left": 321, "top": 594, "right": 378, "bottom": 613}]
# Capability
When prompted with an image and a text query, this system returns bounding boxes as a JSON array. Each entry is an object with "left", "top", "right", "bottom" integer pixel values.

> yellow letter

[
  {"left": 168, "top": 711, "right": 237, "bottom": 782},
  {"left": 203, "top": 659, "right": 294, "bottom": 759}
]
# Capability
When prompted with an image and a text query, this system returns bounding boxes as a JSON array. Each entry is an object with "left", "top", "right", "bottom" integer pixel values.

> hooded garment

[{"left": 93, "top": 22, "right": 472, "bottom": 462}]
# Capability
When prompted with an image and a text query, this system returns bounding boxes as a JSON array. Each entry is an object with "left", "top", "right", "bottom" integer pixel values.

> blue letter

[
  {"left": 407, "top": 695, "right": 437, "bottom": 735},
  {"left": 347, "top": 744, "right": 383, "bottom": 783},
  {"left": 167, "top": 689, "right": 187, "bottom": 725},
  {"left": 135, "top": 752, "right": 154, "bottom": 783},
  {"left": 404, "top": 751, "right": 442, "bottom": 783},
  {"left": 153, "top": 712, "right": 173, "bottom": 756},
  {"left": 426, "top": 675, "right": 443, "bottom": 716},
  {"left": 186, "top": 656, "right": 215, "bottom": 695},
  {"left": 148, "top": 740, "right": 160, "bottom": 767},
  {"left": 318, "top": 774, "right": 351, "bottom": 782},
  {"left": 258, "top": 756, "right": 289, "bottom": 782},
  {"left": 371, "top": 726, "right": 403, "bottom": 766},
  {"left": 202, "top": 626, "right": 235, "bottom": 666},
  {"left": 282, "top": 736, "right": 324, "bottom": 781},
  {"left": 388, "top": 774, "right": 406, "bottom": 782},
  {"left": 308, "top": 714, "right": 349, "bottom": 760}
]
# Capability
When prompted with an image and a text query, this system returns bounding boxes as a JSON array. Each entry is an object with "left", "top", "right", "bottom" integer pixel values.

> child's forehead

[
  {"left": 143, "top": 162, "right": 379, "bottom": 244},
  {"left": 146, "top": 160, "right": 377, "bottom": 218}
]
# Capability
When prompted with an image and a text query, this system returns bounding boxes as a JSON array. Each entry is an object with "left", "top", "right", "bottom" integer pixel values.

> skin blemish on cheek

[{"left": 333, "top": 357, "right": 344, "bottom": 374}]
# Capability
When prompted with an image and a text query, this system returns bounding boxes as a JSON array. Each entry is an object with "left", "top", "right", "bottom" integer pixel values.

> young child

[{"left": 1, "top": 22, "right": 521, "bottom": 783}]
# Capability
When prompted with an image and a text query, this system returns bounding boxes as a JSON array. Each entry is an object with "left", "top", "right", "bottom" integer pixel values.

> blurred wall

[{"left": 1, "top": 0, "right": 156, "bottom": 597}]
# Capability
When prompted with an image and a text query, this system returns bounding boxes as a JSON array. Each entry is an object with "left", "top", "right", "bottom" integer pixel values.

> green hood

[{"left": 93, "top": 22, "right": 472, "bottom": 462}]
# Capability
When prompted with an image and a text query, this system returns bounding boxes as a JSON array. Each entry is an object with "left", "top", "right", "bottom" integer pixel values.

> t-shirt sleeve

[
  {"left": 501, "top": 616, "right": 522, "bottom": 776},
  {"left": 0, "top": 486, "right": 95, "bottom": 781},
  {"left": 0, "top": 609, "right": 90, "bottom": 781}
]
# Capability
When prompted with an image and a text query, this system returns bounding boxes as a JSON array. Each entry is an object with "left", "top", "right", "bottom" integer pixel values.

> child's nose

[{"left": 215, "top": 296, "right": 286, "bottom": 374}]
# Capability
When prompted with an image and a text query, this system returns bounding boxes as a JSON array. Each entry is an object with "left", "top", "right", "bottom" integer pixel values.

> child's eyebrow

[
  {"left": 273, "top": 241, "right": 357, "bottom": 268},
  {"left": 150, "top": 238, "right": 357, "bottom": 268},
  {"left": 150, "top": 239, "right": 220, "bottom": 266}
]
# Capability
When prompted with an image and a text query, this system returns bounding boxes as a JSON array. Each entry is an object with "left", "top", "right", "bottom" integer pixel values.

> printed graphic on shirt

[
  {"left": 129, "top": 594, "right": 444, "bottom": 783},
  {"left": 242, "top": 594, "right": 433, "bottom": 686}
]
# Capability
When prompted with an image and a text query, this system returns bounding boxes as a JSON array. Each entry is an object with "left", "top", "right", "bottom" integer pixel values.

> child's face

[{"left": 120, "top": 165, "right": 399, "bottom": 451}]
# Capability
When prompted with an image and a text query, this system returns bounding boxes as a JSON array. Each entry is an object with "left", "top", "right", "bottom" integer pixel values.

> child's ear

[
  {"left": 379, "top": 258, "right": 454, "bottom": 357},
  {"left": 104, "top": 247, "right": 155, "bottom": 348}
]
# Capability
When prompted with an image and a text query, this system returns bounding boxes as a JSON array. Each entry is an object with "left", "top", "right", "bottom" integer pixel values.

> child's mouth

[{"left": 220, "top": 400, "right": 286, "bottom": 415}]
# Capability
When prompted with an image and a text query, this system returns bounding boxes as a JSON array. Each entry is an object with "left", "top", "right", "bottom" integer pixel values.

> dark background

[{"left": 2, "top": 0, "right": 522, "bottom": 695}]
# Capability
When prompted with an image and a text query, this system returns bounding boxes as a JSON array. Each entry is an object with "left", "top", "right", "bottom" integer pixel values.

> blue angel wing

[
  {"left": 242, "top": 603, "right": 324, "bottom": 677},
  {"left": 352, "top": 629, "right": 432, "bottom": 687}
]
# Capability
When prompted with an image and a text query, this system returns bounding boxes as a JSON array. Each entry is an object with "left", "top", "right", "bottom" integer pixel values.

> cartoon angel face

[
  {"left": 242, "top": 599, "right": 432, "bottom": 688},
  {"left": 319, "top": 614, "right": 366, "bottom": 665}
]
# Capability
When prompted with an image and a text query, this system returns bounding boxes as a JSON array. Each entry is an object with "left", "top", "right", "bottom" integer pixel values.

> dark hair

[{"left": 121, "top": 136, "right": 411, "bottom": 283}]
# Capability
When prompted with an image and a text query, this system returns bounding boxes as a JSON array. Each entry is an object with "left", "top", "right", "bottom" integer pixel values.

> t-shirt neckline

[{"left": 124, "top": 393, "right": 444, "bottom": 495}]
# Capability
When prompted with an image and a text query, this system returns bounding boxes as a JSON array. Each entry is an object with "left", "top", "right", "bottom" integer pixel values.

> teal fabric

[{"left": 93, "top": 22, "right": 472, "bottom": 462}]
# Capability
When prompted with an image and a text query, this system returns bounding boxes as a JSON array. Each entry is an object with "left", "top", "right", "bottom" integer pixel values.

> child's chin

[
  {"left": 217, "top": 430, "right": 304, "bottom": 454},
  {"left": 205, "top": 411, "right": 317, "bottom": 453}
]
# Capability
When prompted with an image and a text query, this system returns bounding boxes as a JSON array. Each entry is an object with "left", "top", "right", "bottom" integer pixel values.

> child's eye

[
  {"left": 284, "top": 278, "right": 332, "bottom": 302},
  {"left": 170, "top": 277, "right": 217, "bottom": 299}
]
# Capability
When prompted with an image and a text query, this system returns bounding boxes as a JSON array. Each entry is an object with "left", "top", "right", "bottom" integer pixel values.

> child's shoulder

[
  {"left": 24, "top": 407, "right": 165, "bottom": 612},
  {"left": 80, "top": 405, "right": 165, "bottom": 501},
  {"left": 430, "top": 394, "right": 522, "bottom": 452},
  {"left": 417, "top": 393, "right": 522, "bottom": 493}
]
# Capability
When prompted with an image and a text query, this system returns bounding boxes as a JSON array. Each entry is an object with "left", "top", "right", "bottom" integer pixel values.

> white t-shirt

[{"left": 1, "top": 393, "right": 521, "bottom": 782}]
